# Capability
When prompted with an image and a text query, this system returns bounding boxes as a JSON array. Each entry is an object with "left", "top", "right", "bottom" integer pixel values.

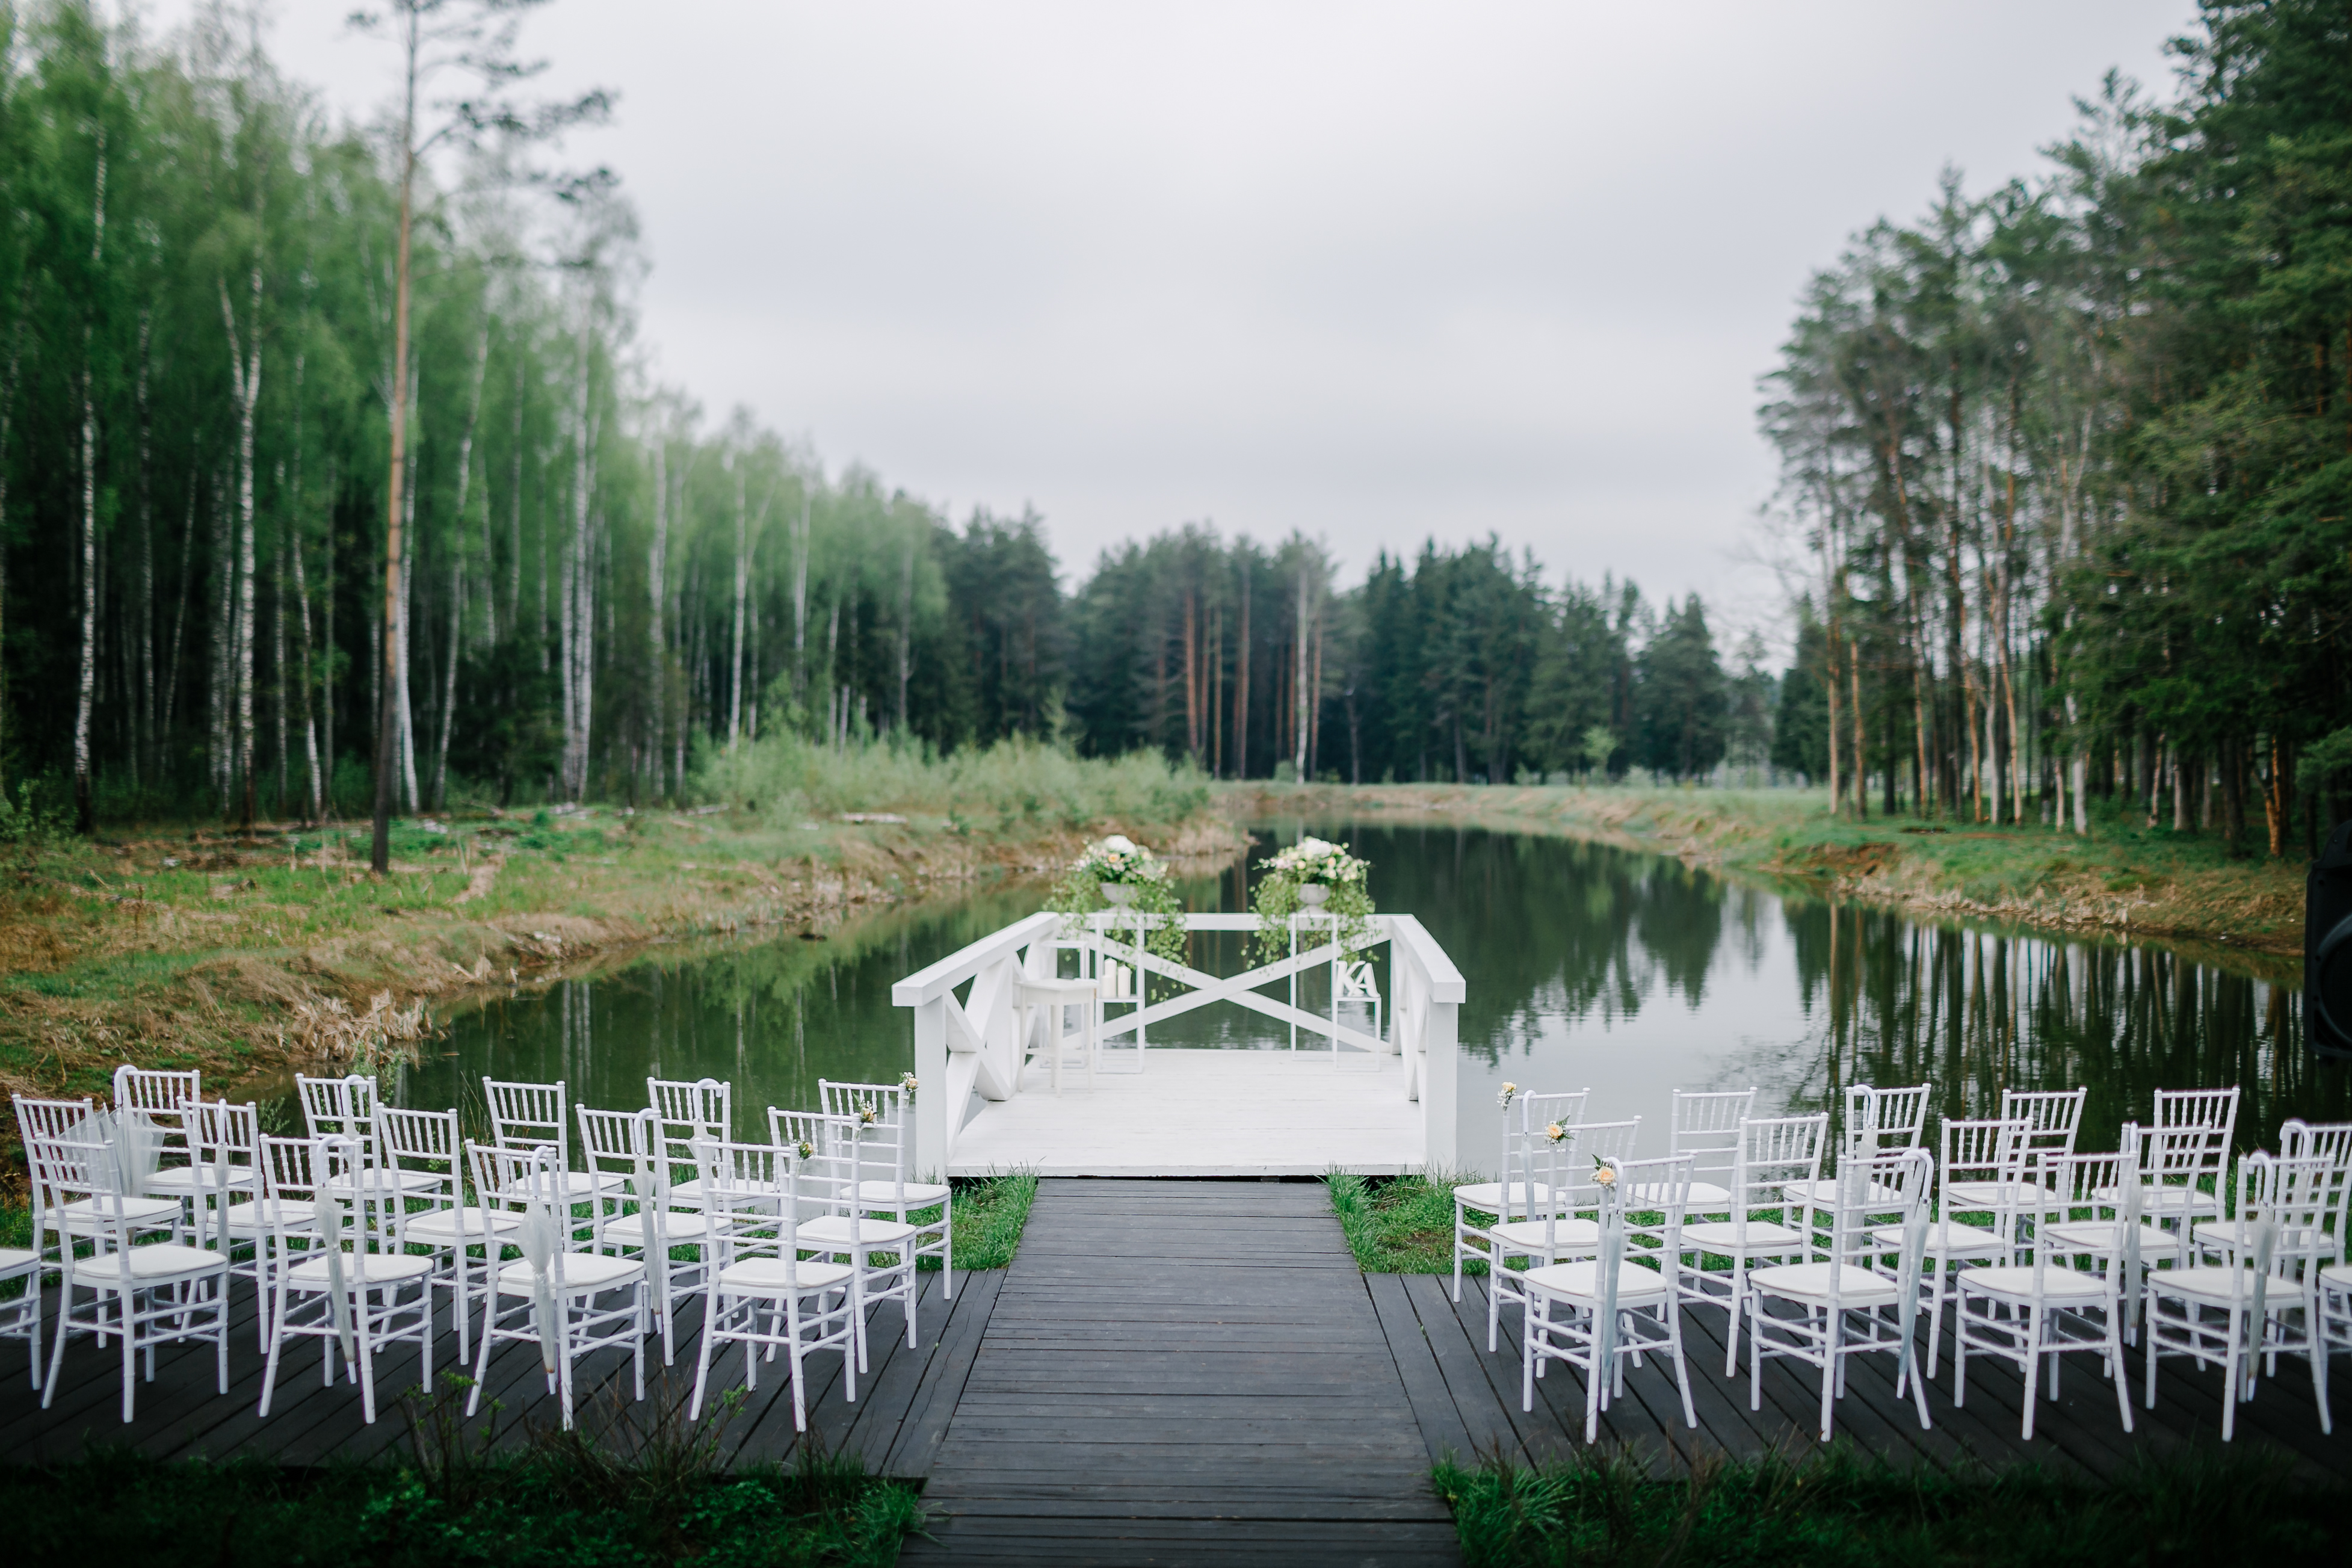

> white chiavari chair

[
  {"left": 255, "top": 1135, "right": 434, "bottom": 1424},
  {"left": 485, "top": 1078, "right": 626, "bottom": 1206},
  {"left": 1665, "top": 1087, "right": 1756, "bottom": 1215},
  {"left": 1453, "top": 1087, "right": 1589, "bottom": 1303},
  {"left": 821, "top": 1078, "right": 952, "bottom": 1298},
  {"left": 580, "top": 1107, "right": 712, "bottom": 1365},
  {"left": 1952, "top": 1150, "right": 2137, "bottom": 1440},
  {"left": 1681, "top": 1112, "right": 1828, "bottom": 1375},
  {"left": 466, "top": 1143, "right": 648, "bottom": 1430},
  {"left": 773, "top": 1107, "right": 919, "bottom": 1367},
  {"left": 1783, "top": 1084, "right": 1928, "bottom": 1208},
  {"left": 689, "top": 1137, "right": 857, "bottom": 1430},
  {"left": 34, "top": 1114, "right": 231, "bottom": 1423},
  {"left": 1878, "top": 1116, "right": 2026, "bottom": 1371},
  {"left": 14, "top": 1095, "right": 183, "bottom": 1269},
  {"left": 1520, "top": 1152, "right": 1701, "bottom": 1441},
  {"left": 1745, "top": 1146, "right": 1934, "bottom": 1443},
  {"left": 1486, "top": 1118, "right": 1641, "bottom": 1353}
]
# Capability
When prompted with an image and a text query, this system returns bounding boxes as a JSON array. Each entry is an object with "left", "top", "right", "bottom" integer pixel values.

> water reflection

[{"left": 406, "top": 818, "right": 2348, "bottom": 1168}]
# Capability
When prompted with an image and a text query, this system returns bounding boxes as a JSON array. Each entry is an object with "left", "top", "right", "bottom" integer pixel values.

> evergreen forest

[{"left": 0, "top": 0, "right": 2344, "bottom": 862}]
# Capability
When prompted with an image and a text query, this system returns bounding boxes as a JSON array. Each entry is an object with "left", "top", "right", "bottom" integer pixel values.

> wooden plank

[{"left": 1368, "top": 1271, "right": 1478, "bottom": 1466}]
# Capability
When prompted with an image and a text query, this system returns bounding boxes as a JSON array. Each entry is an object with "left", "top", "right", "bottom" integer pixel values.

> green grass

[
  {"left": 941, "top": 1168, "right": 1037, "bottom": 1271},
  {"left": 2, "top": 1430, "right": 921, "bottom": 1567},
  {"left": 1436, "top": 1444, "right": 2345, "bottom": 1567},
  {"left": 1329, "top": 1170, "right": 1475, "bottom": 1273}
]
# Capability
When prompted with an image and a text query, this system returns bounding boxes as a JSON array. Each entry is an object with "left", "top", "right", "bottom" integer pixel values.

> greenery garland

[
  {"left": 1044, "top": 835, "right": 1191, "bottom": 975},
  {"left": 1250, "top": 836, "right": 1376, "bottom": 966}
]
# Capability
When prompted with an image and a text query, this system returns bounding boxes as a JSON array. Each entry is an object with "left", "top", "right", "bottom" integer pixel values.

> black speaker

[{"left": 2307, "top": 819, "right": 2352, "bottom": 1059}]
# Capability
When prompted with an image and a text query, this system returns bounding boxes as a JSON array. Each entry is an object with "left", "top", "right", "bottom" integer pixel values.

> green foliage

[
  {"left": 1042, "top": 844, "right": 1191, "bottom": 971},
  {"left": 943, "top": 1167, "right": 1039, "bottom": 1271},
  {"left": 697, "top": 733, "right": 1207, "bottom": 832},
  {"left": 1249, "top": 838, "right": 1378, "bottom": 966},
  {"left": 1, "top": 1437, "right": 923, "bottom": 1567},
  {"left": 1328, "top": 1170, "right": 1475, "bottom": 1274},
  {"left": 1436, "top": 1444, "right": 2344, "bottom": 1568}
]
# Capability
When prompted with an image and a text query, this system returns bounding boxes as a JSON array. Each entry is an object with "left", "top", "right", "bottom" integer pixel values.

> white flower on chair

[
  {"left": 1499, "top": 1082, "right": 1519, "bottom": 1110},
  {"left": 1544, "top": 1122, "right": 1567, "bottom": 1144},
  {"left": 1591, "top": 1156, "right": 1619, "bottom": 1187},
  {"left": 900, "top": 1073, "right": 919, "bottom": 1098}
]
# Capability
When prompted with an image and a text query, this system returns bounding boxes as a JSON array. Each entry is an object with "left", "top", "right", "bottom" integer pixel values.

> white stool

[{"left": 1017, "top": 979, "right": 1099, "bottom": 1093}]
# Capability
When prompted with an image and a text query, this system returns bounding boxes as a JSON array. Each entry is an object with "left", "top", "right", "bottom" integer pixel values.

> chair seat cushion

[
  {"left": 1869, "top": 1220, "right": 2006, "bottom": 1256},
  {"left": 1520, "top": 1258, "right": 1671, "bottom": 1305},
  {"left": 493, "top": 1253, "right": 646, "bottom": 1294},
  {"left": 2190, "top": 1218, "right": 2332, "bottom": 1259},
  {"left": 321, "top": 1168, "right": 444, "bottom": 1199},
  {"left": 1451, "top": 1181, "right": 1554, "bottom": 1213},
  {"left": 146, "top": 1166, "right": 257, "bottom": 1194},
  {"left": 498, "top": 1170, "right": 628, "bottom": 1202},
  {"left": 403, "top": 1207, "right": 523, "bottom": 1243},
  {"left": 1490, "top": 1218, "right": 1602, "bottom": 1254},
  {"left": 2320, "top": 1262, "right": 2352, "bottom": 1289},
  {"left": 716, "top": 1257, "right": 856, "bottom": 1296},
  {"left": 69, "top": 1244, "right": 228, "bottom": 1283},
  {"left": 795, "top": 1216, "right": 916, "bottom": 1249},
  {"left": 2093, "top": 1182, "right": 2220, "bottom": 1217},
  {"left": 286, "top": 1252, "right": 436, "bottom": 1288},
  {"left": 2146, "top": 1265, "right": 2270, "bottom": 1306},
  {"left": 0, "top": 1247, "right": 39, "bottom": 1277},
  {"left": 854, "top": 1181, "right": 951, "bottom": 1208},
  {"left": 1746, "top": 1262, "right": 1900, "bottom": 1307},
  {"left": 1684, "top": 1220, "right": 1807, "bottom": 1253},
  {"left": 223, "top": 1200, "right": 318, "bottom": 1232},
  {"left": 2043, "top": 1219, "right": 2178, "bottom": 1258},
  {"left": 1943, "top": 1179, "right": 2040, "bottom": 1211},
  {"left": 1954, "top": 1265, "right": 2110, "bottom": 1301},
  {"left": 599, "top": 1211, "right": 714, "bottom": 1247},
  {"left": 1622, "top": 1179, "right": 1732, "bottom": 1208},
  {"left": 1782, "top": 1179, "right": 1907, "bottom": 1208},
  {"left": 54, "top": 1196, "right": 182, "bottom": 1233}
]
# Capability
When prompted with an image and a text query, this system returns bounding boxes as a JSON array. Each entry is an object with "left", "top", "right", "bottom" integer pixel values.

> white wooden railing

[{"left": 892, "top": 910, "right": 1464, "bottom": 1175}]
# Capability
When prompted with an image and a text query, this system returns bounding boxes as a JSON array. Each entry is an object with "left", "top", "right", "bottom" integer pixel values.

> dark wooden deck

[{"left": 4, "top": 1178, "right": 2347, "bottom": 1564}]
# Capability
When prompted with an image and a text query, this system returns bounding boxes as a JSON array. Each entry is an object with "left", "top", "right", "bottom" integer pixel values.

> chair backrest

[
  {"left": 1607, "top": 1153, "right": 1695, "bottom": 1260},
  {"left": 769, "top": 1107, "right": 865, "bottom": 1235},
  {"left": 578, "top": 1105, "right": 650, "bottom": 1191},
  {"left": 649, "top": 1076, "right": 732, "bottom": 1177},
  {"left": 1498, "top": 1090, "right": 1589, "bottom": 1223},
  {"left": 468, "top": 1139, "right": 536, "bottom": 1220},
  {"left": 295, "top": 1073, "right": 381, "bottom": 1156},
  {"left": 13, "top": 1093, "right": 97, "bottom": 1147},
  {"left": 255, "top": 1132, "right": 327, "bottom": 1251},
  {"left": 2013, "top": 1150, "right": 2127, "bottom": 1303},
  {"left": 1825, "top": 1146, "right": 1931, "bottom": 1273},
  {"left": 2279, "top": 1119, "right": 2352, "bottom": 1170},
  {"left": 1669, "top": 1088, "right": 1757, "bottom": 1169},
  {"left": 695, "top": 1136, "right": 805, "bottom": 1272},
  {"left": 1730, "top": 1113, "right": 1829, "bottom": 1236},
  {"left": 2000, "top": 1088, "right": 2087, "bottom": 1157},
  {"left": 818, "top": 1079, "right": 910, "bottom": 1194},
  {"left": 25, "top": 1120, "right": 137, "bottom": 1259},
  {"left": 2153, "top": 1087, "right": 2239, "bottom": 1176},
  {"left": 2137, "top": 1119, "right": 2224, "bottom": 1215},
  {"left": 485, "top": 1078, "right": 570, "bottom": 1162},
  {"left": 1937, "top": 1117, "right": 2026, "bottom": 1219},
  {"left": 1845, "top": 1083, "right": 1930, "bottom": 1154},
  {"left": 1519, "top": 1117, "right": 1641, "bottom": 1250},
  {"left": 114, "top": 1064, "right": 201, "bottom": 1164},
  {"left": 377, "top": 1105, "right": 461, "bottom": 1198}
]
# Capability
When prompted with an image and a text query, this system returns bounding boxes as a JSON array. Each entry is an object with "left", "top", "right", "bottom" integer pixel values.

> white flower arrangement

[
  {"left": 1250, "top": 835, "right": 1376, "bottom": 963},
  {"left": 1265, "top": 836, "right": 1368, "bottom": 886},
  {"left": 1072, "top": 833, "right": 1172, "bottom": 886},
  {"left": 1498, "top": 1082, "right": 1519, "bottom": 1110},
  {"left": 1544, "top": 1121, "right": 1569, "bottom": 1144},
  {"left": 1591, "top": 1156, "right": 1619, "bottom": 1187},
  {"left": 899, "top": 1072, "right": 919, "bottom": 1099}
]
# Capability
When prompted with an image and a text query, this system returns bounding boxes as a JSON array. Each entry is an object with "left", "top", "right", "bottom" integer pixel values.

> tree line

[
  {"left": 1759, "top": 0, "right": 2352, "bottom": 856},
  {"left": 0, "top": 2, "right": 1805, "bottom": 836}
]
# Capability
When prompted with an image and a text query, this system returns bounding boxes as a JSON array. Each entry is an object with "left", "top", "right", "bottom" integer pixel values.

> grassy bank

[
  {"left": 1228, "top": 781, "right": 2308, "bottom": 961},
  {"left": 1436, "top": 1445, "right": 2342, "bottom": 1567},
  {"left": 4, "top": 1421, "right": 919, "bottom": 1567},
  {"left": 0, "top": 739, "right": 1238, "bottom": 1181}
]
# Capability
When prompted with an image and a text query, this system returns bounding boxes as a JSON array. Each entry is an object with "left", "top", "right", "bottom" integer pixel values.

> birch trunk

[
  {"left": 220, "top": 267, "right": 263, "bottom": 826},
  {"left": 74, "top": 131, "right": 108, "bottom": 834},
  {"left": 728, "top": 456, "right": 745, "bottom": 748},
  {"left": 0, "top": 281, "right": 28, "bottom": 797},
  {"left": 647, "top": 436, "right": 666, "bottom": 794}
]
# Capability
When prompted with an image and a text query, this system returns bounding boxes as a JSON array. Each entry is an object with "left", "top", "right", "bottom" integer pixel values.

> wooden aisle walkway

[{"left": 900, "top": 1179, "right": 1461, "bottom": 1566}]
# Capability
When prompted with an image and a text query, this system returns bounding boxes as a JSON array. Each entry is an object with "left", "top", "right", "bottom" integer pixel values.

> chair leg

[
  {"left": 119, "top": 1285, "right": 139, "bottom": 1424},
  {"left": 1817, "top": 1309, "right": 1838, "bottom": 1443},
  {"left": 465, "top": 1294, "right": 496, "bottom": 1417},
  {"left": 1722, "top": 1265, "right": 1743, "bottom": 1377},
  {"left": 2020, "top": 1307, "right": 2042, "bottom": 1442}
]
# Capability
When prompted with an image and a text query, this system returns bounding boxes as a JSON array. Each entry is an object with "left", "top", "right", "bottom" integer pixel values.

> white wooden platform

[
  {"left": 945, "top": 1046, "right": 1425, "bottom": 1177},
  {"left": 896, "top": 909, "right": 1463, "bottom": 1179}
]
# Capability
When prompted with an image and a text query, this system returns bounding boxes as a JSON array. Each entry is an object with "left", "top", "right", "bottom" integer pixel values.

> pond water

[{"left": 392, "top": 819, "right": 2350, "bottom": 1168}]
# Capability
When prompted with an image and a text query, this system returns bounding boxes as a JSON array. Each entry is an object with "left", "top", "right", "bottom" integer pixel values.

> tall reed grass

[{"left": 696, "top": 734, "right": 1211, "bottom": 832}]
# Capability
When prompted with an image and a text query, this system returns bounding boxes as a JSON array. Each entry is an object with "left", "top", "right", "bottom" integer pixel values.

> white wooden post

[{"left": 914, "top": 995, "right": 948, "bottom": 1181}]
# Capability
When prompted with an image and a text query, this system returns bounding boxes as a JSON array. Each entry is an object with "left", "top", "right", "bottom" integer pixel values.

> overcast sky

[{"left": 190, "top": 1, "right": 2187, "bottom": 639}]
